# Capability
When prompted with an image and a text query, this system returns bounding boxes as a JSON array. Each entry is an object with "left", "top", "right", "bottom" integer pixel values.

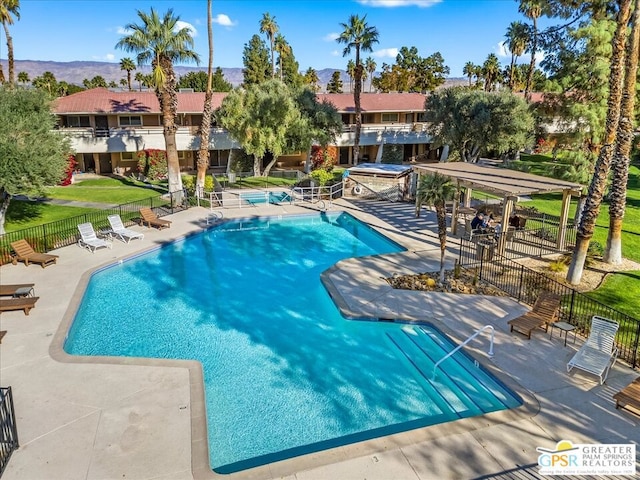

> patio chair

[
  {"left": 10, "top": 239, "right": 58, "bottom": 268},
  {"left": 613, "top": 377, "right": 640, "bottom": 414},
  {"left": 507, "top": 291, "right": 562, "bottom": 339},
  {"left": 108, "top": 214, "right": 144, "bottom": 243},
  {"left": 0, "top": 283, "right": 35, "bottom": 297},
  {"left": 77, "top": 223, "right": 111, "bottom": 253},
  {"left": 0, "top": 296, "right": 39, "bottom": 316},
  {"left": 139, "top": 207, "right": 172, "bottom": 229},
  {"left": 567, "top": 316, "right": 619, "bottom": 385}
]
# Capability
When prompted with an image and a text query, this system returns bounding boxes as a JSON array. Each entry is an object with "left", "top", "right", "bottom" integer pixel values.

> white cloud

[
  {"left": 212, "top": 14, "right": 237, "bottom": 27},
  {"left": 324, "top": 32, "right": 340, "bottom": 41},
  {"left": 175, "top": 20, "right": 197, "bottom": 37},
  {"left": 91, "top": 53, "right": 117, "bottom": 61},
  {"left": 116, "top": 26, "right": 131, "bottom": 35},
  {"left": 357, "top": 0, "right": 441, "bottom": 7},
  {"left": 331, "top": 50, "right": 341, "bottom": 56},
  {"left": 496, "top": 41, "right": 509, "bottom": 58},
  {"left": 105, "top": 53, "right": 115, "bottom": 61},
  {"left": 372, "top": 47, "right": 398, "bottom": 58}
]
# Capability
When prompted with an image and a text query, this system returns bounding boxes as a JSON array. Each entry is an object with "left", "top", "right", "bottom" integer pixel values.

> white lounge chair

[
  {"left": 77, "top": 223, "right": 111, "bottom": 253},
  {"left": 108, "top": 214, "right": 144, "bottom": 243},
  {"left": 567, "top": 316, "right": 619, "bottom": 384}
]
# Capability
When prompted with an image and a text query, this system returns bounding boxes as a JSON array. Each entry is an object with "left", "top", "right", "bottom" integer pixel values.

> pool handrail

[{"left": 432, "top": 325, "right": 495, "bottom": 379}]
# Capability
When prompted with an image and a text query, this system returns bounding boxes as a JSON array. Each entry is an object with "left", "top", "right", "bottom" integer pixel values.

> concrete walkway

[{"left": 0, "top": 199, "right": 638, "bottom": 480}]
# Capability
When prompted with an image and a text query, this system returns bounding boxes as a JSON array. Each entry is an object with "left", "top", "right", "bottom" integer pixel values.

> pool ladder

[{"left": 432, "top": 325, "right": 494, "bottom": 380}]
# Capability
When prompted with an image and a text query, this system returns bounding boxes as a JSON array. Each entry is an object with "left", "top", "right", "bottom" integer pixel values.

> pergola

[{"left": 413, "top": 163, "right": 584, "bottom": 252}]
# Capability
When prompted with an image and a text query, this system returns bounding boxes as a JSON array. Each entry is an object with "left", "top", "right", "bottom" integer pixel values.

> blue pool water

[
  {"left": 240, "top": 190, "right": 290, "bottom": 205},
  {"left": 65, "top": 212, "right": 521, "bottom": 473}
]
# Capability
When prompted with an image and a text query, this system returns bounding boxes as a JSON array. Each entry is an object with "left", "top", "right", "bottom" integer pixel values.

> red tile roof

[{"left": 53, "top": 88, "right": 428, "bottom": 115}]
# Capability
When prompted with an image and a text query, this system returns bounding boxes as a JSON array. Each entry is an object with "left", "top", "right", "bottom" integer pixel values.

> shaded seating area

[
  {"left": 507, "top": 291, "right": 562, "bottom": 339},
  {"left": 77, "top": 223, "right": 111, "bottom": 253},
  {"left": 567, "top": 316, "right": 619, "bottom": 384},
  {"left": 614, "top": 377, "right": 640, "bottom": 415},
  {"left": 0, "top": 296, "right": 39, "bottom": 315},
  {"left": 0, "top": 283, "right": 35, "bottom": 297},
  {"left": 140, "top": 207, "right": 172, "bottom": 229},
  {"left": 108, "top": 214, "right": 144, "bottom": 243},
  {"left": 10, "top": 239, "right": 59, "bottom": 268}
]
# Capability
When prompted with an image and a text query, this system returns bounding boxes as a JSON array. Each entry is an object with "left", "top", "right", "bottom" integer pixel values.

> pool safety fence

[
  {"left": 0, "top": 191, "right": 189, "bottom": 265},
  {"left": 0, "top": 387, "right": 19, "bottom": 477},
  {"left": 458, "top": 245, "right": 640, "bottom": 370}
]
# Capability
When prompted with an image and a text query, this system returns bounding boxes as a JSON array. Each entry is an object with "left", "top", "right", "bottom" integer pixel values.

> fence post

[
  {"left": 42, "top": 223, "right": 48, "bottom": 252},
  {"left": 568, "top": 289, "right": 576, "bottom": 326},
  {"left": 632, "top": 321, "right": 640, "bottom": 370},
  {"left": 479, "top": 250, "right": 484, "bottom": 281},
  {"left": 518, "top": 264, "right": 524, "bottom": 302}
]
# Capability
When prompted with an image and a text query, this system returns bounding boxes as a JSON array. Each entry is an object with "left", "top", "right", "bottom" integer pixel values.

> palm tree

[
  {"left": 462, "top": 61, "right": 476, "bottom": 86},
  {"left": 519, "top": 0, "right": 544, "bottom": 100},
  {"left": 303, "top": 67, "right": 320, "bottom": 91},
  {"left": 567, "top": 0, "right": 632, "bottom": 284},
  {"left": 116, "top": 8, "right": 200, "bottom": 202},
  {"left": 134, "top": 71, "right": 144, "bottom": 91},
  {"left": 482, "top": 53, "right": 501, "bottom": 91},
  {"left": 196, "top": 0, "right": 214, "bottom": 195},
  {"left": 17, "top": 70, "right": 28, "bottom": 85},
  {"left": 337, "top": 14, "right": 379, "bottom": 165},
  {"left": 259, "top": 12, "right": 278, "bottom": 79},
  {"left": 346, "top": 59, "right": 355, "bottom": 92},
  {"left": 505, "top": 21, "right": 529, "bottom": 90},
  {"left": 119, "top": 57, "right": 136, "bottom": 91},
  {"left": 415, "top": 173, "right": 456, "bottom": 283},
  {"left": 0, "top": 0, "right": 20, "bottom": 85},
  {"left": 274, "top": 33, "right": 290, "bottom": 81},
  {"left": 604, "top": 0, "right": 640, "bottom": 264},
  {"left": 365, "top": 56, "right": 376, "bottom": 92}
]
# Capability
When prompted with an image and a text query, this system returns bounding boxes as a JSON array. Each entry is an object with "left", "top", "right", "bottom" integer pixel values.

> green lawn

[
  {"left": 5, "top": 202, "right": 100, "bottom": 232},
  {"left": 46, "top": 176, "right": 165, "bottom": 204}
]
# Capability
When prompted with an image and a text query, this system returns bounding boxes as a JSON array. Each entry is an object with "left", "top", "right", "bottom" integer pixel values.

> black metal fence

[
  {"left": 458, "top": 246, "right": 640, "bottom": 369},
  {"left": 0, "top": 387, "right": 19, "bottom": 477},
  {"left": 0, "top": 192, "right": 188, "bottom": 265}
]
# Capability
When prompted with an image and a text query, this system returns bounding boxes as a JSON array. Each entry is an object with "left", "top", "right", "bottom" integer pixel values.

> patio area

[{"left": 0, "top": 198, "right": 637, "bottom": 480}]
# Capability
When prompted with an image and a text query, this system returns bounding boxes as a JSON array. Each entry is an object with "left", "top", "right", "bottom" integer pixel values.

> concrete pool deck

[{"left": 0, "top": 199, "right": 638, "bottom": 480}]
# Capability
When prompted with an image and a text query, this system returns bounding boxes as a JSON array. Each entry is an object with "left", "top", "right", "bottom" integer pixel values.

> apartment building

[{"left": 53, "top": 88, "right": 439, "bottom": 175}]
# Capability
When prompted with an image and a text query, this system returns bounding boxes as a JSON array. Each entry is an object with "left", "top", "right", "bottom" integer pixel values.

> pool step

[{"left": 386, "top": 329, "right": 483, "bottom": 417}]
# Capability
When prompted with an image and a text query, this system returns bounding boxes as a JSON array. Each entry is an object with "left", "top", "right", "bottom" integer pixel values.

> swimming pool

[
  {"left": 239, "top": 190, "right": 290, "bottom": 205},
  {"left": 65, "top": 212, "right": 521, "bottom": 473}
]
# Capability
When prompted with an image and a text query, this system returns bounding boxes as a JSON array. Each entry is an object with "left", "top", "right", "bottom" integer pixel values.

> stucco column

[{"left": 93, "top": 153, "right": 101, "bottom": 175}]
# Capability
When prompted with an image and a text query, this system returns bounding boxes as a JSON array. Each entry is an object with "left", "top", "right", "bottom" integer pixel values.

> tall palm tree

[
  {"left": 17, "top": 70, "right": 28, "bottom": 85},
  {"left": 505, "top": 21, "right": 529, "bottom": 90},
  {"left": 304, "top": 67, "right": 320, "bottom": 91},
  {"left": 337, "top": 14, "right": 379, "bottom": 165},
  {"left": 274, "top": 33, "right": 290, "bottom": 81},
  {"left": 415, "top": 173, "right": 456, "bottom": 283},
  {"left": 346, "top": 59, "right": 355, "bottom": 92},
  {"left": 519, "top": 0, "right": 543, "bottom": 100},
  {"left": 462, "top": 61, "right": 476, "bottom": 86},
  {"left": 259, "top": 12, "right": 278, "bottom": 79},
  {"left": 604, "top": 0, "right": 640, "bottom": 264},
  {"left": 482, "top": 53, "right": 501, "bottom": 91},
  {"left": 119, "top": 57, "right": 136, "bottom": 91},
  {"left": 116, "top": 8, "right": 200, "bottom": 202},
  {"left": 134, "top": 71, "right": 144, "bottom": 91},
  {"left": 365, "top": 56, "right": 376, "bottom": 92},
  {"left": 567, "top": 0, "right": 632, "bottom": 284},
  {"left": 0, "top": 0, "right": 20, "bottom": 85},
  {"left": 196, "top": 0, "right": 214, "bottom": 195}
]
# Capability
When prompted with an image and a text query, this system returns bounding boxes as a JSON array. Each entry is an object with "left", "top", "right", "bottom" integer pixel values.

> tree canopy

[
  {"left": 0, "top": 86, "right": 71, "bottom": 233},
  {"left": 326, "top": 71, "right": 343, "bottom": 93},
  {"left": 242, "top": 34, "right": 271, "bottom": 87},
  {"left": 424, "top": 87, "right": 534, "bottom": 162},
  {"left": 372, "top": 46, "right": 449, "bottom": 93},
  {"left": 177, "top": 69, "right": 232, "bottom": 92}
]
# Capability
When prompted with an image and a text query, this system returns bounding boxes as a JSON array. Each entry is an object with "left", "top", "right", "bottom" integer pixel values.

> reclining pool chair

[
  {"left": 0, "top": 284, "right": 35, "bottom": 297},
  {"left": 507, "top": 291, "right": 562, "bottom": 339},
  {"left": 567, "top": 315, "right": 619, "bottom": 385},
  {"left": 139, "top": 207, "right": 172, "bottom": 229},
  {"left": 0, "top": 296, "right": 39, "bottom": 316},
  {"left": 108, "top": 214, "right": 144, "bottom": 243},
  {"left": 77, "top": 223, "right": 111, "bottom": 253},
  {"left": 10, "top": 239, "right": 58, "bottom": 268}
]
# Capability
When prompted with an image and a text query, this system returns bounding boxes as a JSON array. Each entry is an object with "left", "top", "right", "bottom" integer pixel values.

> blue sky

[{"left": 7, "top": 0, "right": 541, "bottom": 77}]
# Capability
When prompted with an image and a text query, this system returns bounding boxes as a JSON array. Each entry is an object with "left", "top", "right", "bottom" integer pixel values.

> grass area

[
  {"left": 231, "top": 176, "right": 299, "bottom": 188},
  {"left": 46, "top": 176, "right": 165, "bottom": 204},
  {"left": 5, "top": 201, "right": 99, "bottom": 232},
  {"left": 585, "top": 271, "right": 640, "bottom": 319}
]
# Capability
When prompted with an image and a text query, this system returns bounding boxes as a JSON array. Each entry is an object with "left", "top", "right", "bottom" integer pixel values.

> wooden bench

[
  {"left": 508, "top": 291, "right": 562, "bottom": 339},
  {"left": 613, "top": 377, "right": 640, "bottom": 415}
]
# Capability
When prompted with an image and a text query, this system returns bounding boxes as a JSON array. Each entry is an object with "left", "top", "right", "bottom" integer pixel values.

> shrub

[
  {"left": 309, "top": 169, "right": 333, "bottom": 186},
  {"left": 137, "top": 149, "right": 168, "bottom": 180},
  {"left": 310, "top": 145, "right": 337, "bottom": 171},
  {"left": 381, "top": 144, "right": 403, "bottom": 164},
  {"left": 59, "top": 155, "right": 77, "bottom": 186}
]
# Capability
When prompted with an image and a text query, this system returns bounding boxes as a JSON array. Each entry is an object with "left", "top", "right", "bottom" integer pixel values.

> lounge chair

[
  {"left": 507, "top": 291, "right": 562, "bottom": 339},
  {"left": 139, "top": 207, "right": 172, "bottom": 229},
  {"left": 10, "top": 239, "right": 58, "bottom": 268},
  {"left": 614, "top": 377, "right": 640, "bottom": 414},
  {"left": 567, "top": 316, "right": 619, "bottom": 384},
  {"left": 77, "top": 223, "right": 111, "bottom": 253},
  {"left": 0, "top": 296, "right": 39, "bottom": 315},
  {"left": 108, "top": 214, "right": 144, "bottom": 243},
  {"left": 0, "top": 283, "right": 35, "bottom": 297}
]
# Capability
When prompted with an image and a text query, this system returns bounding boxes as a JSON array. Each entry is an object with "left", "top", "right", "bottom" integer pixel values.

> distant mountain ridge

[{"left": 1, "top": 59, "right": 467, "bottom": 91}]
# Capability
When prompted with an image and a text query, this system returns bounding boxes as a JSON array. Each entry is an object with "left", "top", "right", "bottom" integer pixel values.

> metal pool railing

[{"left": 0, "top": 387, "right": 19, "bottom": 477}]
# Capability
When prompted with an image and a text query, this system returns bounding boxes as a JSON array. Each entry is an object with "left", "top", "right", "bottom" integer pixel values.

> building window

[
  {"left": 66, "top": 116, "right": 91, "bottom": 127},
  {"left": 120, "top": 152, "right": 136, "bottom": 162},
  {"left": 381, "top": 113, "right": 399, "bottom": 123},
  {"left": 119, "top": 115, "right": 142, "bottom": 127},
  {"left": 416, "top": 112, "right": 428, "bottom": 122}
]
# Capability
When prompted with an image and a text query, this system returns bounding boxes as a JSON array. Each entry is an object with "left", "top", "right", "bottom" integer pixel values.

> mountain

[{"left": 1, "top": 59, "right": 467, "bottom": 91}]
